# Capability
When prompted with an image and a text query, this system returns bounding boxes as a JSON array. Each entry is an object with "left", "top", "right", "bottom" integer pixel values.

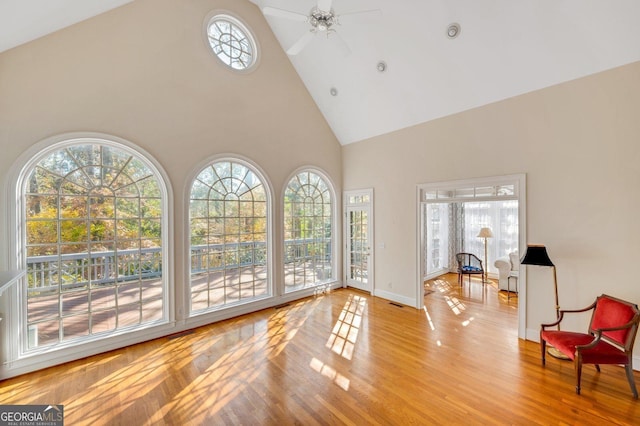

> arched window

[
  {"left": 189, "top": 159, "right": 270, "bottom": 313},
  {"left": 205, "top": 13, "right": 258, "bottom": 72},
  {"left": 21, "top": 141, "right": 169, "bottom": 350},
  {"left": 284, "top": 170, "right": 334, "bottom": 292}
]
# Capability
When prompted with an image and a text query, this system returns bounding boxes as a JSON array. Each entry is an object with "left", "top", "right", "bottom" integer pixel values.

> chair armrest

[
  {"left": 574, "top": 319, "right": 636, "bottom": 351},
  {"left": 540, "top": 302, "right": 597, "bottom": 330},
  {"left": 541, "top": 317, "right": 563, "bottom": 330},
  {"left": 494, "top": 258, "right": 510, "bottom": 272}
]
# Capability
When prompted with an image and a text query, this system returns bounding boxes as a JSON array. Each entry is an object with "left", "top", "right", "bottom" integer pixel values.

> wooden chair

[
  {"left": 540, "top": 294, "right": 640, "bottom": 398},
  {"left": 455, "top": 252, "right": 485, "bottom": 286}
]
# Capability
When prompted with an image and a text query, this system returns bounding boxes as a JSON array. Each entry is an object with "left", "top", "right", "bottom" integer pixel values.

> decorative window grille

[
  {"left": 283, "top": 170, "right": 333, "bottom": 292},
  {"left": 189, "top": 160, "right": 269, "bottom": 312},
  {"left": 206, "top": 14, "right": 257, "bottom": 71},
  {"left": 23, "top": 143, "right": 167, "bottom": 349}
]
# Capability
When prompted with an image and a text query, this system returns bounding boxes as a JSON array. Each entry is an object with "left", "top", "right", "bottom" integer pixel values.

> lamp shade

[
  {"left": 477, "top": 227, "right": 493, "bottom": 238},
  {"left": 520, "top": 245, "right": 554, "bottom": 266}
]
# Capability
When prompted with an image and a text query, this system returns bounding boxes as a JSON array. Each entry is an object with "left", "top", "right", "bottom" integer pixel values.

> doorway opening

[{"left": 416, "top": 174, "right": 526, "bottom": 338}]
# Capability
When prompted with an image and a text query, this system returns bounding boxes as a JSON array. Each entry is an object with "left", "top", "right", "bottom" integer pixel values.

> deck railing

[{"left": 26, "top": 238, "right": 331, "bottom": 292}]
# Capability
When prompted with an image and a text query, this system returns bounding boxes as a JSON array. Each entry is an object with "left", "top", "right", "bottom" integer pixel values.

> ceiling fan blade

[
  {"left": 262, "top": 6, "right": 308, "bottom": 22},
  {"left": 317, "top": 0, "right": 333, "bottom": 12},
  {"left": 287, "top": 31, "right": 316, "bottom": 55}
]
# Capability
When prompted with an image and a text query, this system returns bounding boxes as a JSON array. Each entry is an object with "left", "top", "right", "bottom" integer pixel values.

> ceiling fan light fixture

[
  {"left": 447, "top": 23, "right": 461, "bottom": 39},
  {"left": 309, "top": 7, "right": 337, "bottom": 32}
]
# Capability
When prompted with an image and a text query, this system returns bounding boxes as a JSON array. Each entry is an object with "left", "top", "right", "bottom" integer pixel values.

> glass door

[{"left": 344, "top": 190, "right": 373, "bottom": 292}]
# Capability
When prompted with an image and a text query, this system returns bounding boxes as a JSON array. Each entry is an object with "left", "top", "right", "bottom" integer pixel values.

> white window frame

[
  {"left": 282, "top": 167, "right": 337, "bottom": 294},
  {"left": 203, "top": 10, "right": 260, "bottom": 73},
  {"left": 3, "top": 133, "right": 174, "bottom": 377},
  {"left": 185, "top": 154, "right": 274, "bottom": 318},
  {"left": 343, "top": 188, "right": 374, "bottom": 294}
]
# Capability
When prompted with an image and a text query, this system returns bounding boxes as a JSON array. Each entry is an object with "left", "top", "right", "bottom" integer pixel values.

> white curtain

[
  {"left": 424, "top": 200, "right": 518, "bottom": 276},
  {"left": 462, "top": 200, "right": 518, "bottom": 274},
  {"left": 424, "top": 203, "right": 450, "bottom": 276}
]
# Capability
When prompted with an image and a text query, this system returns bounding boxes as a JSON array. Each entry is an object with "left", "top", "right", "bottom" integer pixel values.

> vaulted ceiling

[
  {"left": 2, "top": 0, "right": 640, "bottom": 145},
  {"left": 0, "top": 0, "right": 133, "bottom": 53},
  {"left": 252, "top": 0, "right": 640, "bottom": 144}
]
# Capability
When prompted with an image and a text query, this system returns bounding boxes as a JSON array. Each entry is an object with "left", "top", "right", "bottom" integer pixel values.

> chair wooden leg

[
  {"left": 625, "top": 364, "right": 638, "bottom": 399},
  {"left": 541, "top": 339, "right": 546, "bottom": 366},
  {"left": 575, "top": 357, "right": 582, "bottom": 395},
  {"left": 594, "top": 364, "right": 600, "bottom": 373}
]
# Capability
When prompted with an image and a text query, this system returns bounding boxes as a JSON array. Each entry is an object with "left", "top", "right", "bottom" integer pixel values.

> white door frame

[
  {"left": 416, "top": 174, "right": 527, "bottom": 339},
  {"left": 343, "top": 189, "right": 374, "bottom": 293}
]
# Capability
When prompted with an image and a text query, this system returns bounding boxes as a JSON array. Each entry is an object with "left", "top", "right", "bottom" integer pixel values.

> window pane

[
  {"left": 189, "top": 160, "right": 270, "bottom": 313},
  {"left": 284, "top": 171, "right": 333, "bottom": 293},
  {"left": 474, "top": 186, "right": 496, "bottom": 197},
  {"left": 23, "top": 143, "right": 166, "bottom": 351}
]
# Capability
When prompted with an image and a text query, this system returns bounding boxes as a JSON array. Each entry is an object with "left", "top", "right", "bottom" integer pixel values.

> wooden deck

[
  {"left": 25, "top": 262, "right": 330, "bottom": 346},
  {"left": 1, "top": 273, "right": 638, "bottom": 425}
]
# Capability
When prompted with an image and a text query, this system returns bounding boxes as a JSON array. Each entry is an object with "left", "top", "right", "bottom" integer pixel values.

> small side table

[{"left": 507, "top": 270, "right": 519, "bottom": 301}]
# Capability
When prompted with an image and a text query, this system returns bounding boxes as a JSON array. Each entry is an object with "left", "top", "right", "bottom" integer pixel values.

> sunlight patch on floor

[
  {"left": 435, "top": 279, "right": 452, "bottom": 293},
  {"left": 423, "top": 306, "right": 435, "bottom": 331},
  {"left": 148, "top": 297, "right": 322, "bottom": 423},
  {"left": 462, "top": 317, "right": 474, "bottom": 327},
  {"left": 309, "top": 357, "right": 350, "bottom": 391},
  {"left": 444, "top": 295, "right": 466, "bottom": 315},
  {"left": 326, "top": 294, "right": 366, "bottom": 360}
]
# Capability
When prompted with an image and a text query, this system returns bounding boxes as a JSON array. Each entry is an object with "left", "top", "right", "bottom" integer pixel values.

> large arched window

[
  {"left": 189, "top": 159, "right": 270, "bottom": 313},
  {"left": 283, "top": 170, "right": 334, "bottom": 292},
  {"left": 21, "top": 141, "right": 169, "bottom": 350}
]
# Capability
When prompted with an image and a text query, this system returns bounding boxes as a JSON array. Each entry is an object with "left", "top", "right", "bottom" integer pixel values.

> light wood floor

[{"left": 1, "top": 274, "right": 639, "bottom": 425}]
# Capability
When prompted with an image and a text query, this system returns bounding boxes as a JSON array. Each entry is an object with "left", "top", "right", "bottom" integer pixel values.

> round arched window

[{"left": 206, "top": 14, "right": 258, "bottom": 71}]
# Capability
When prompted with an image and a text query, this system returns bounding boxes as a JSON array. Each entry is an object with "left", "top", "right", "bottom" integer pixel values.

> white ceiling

[
  {"left": 252, "top": 0, "right": 640, "bottom": 144},
  {"left": 0, "top": 0, "right": 133, "bottom": 53},
  {"left": 2, "top": 0, "right": 639, "bottom": 145}
]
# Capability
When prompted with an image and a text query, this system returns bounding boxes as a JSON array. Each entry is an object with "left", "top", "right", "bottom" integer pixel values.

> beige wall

[
  {"left": 2, "top": 0, "right": 639, "bottom": 372},
  {"left": 343, "top": 60, "right": 640, "bottom": 345},
  {"left": 0, "top": 0, "right": 341, "bottom": 375}
]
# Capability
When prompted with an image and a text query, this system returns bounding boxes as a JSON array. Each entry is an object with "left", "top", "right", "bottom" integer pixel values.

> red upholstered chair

[{"left": 540, "top": 294, "right": 640, "bottom": 398}]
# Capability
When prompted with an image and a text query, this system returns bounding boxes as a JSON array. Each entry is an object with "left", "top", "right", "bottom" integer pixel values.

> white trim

[
  {"left": 516, "top": 174, "right": 527, "bottom": 340},
  {"left": 420, "top": 175, "right": 519, "bottom": 204},
  {"left": 183, "top": 153, "right": 275, "bottom": 317},
  {"left": 417, "top": 174, "right": 527, "bottom": 339},
  {"left": 373, "top": 289, "right": 414, "bottom": 307},
  {"left": 202, "top": 9, "right": 261, "bottom": 74},
  {"left": 2, "top": 132, "right": 174, "bottom": 377}
]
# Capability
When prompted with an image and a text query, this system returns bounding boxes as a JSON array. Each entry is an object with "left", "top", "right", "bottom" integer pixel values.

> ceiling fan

[{"left": 263, "top": 0, "right": 380, "bottom": 55}]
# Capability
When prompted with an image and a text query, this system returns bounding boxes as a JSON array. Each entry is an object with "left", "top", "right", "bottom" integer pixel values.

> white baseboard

[{"left": 372, "top": 289, "right": 416, "bottom": 307}]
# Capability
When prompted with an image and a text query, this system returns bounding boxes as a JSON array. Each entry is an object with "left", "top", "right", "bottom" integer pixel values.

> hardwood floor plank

[{"left": 1, "top": 274, "right": 639, "bottom": 425}]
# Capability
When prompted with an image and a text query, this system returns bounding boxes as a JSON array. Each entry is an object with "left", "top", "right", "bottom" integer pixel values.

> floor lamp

[
  {"left": 477, "top": 227, "right": 493, "bottom": 282},
  {"left": 520, "top": 244, "right": 569, "bottom": 360}
]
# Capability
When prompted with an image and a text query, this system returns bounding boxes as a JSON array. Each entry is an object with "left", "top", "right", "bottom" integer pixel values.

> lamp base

[{"left": 547, "top": 346, "right": 571, "bottom": 360}]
